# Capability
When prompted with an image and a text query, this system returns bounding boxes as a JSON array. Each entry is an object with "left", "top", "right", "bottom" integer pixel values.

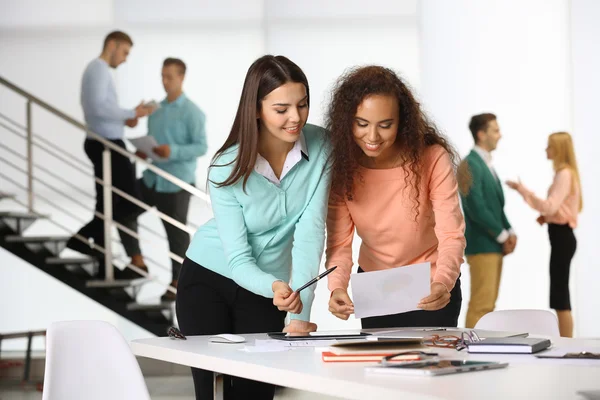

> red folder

[{"left": 321, "top": 351, "right": 422, "bottom": 363}]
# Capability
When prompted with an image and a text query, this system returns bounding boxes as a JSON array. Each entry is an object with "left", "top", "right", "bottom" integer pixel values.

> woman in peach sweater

[
  {"left": 325, "top": 66, "right": 466, "bottom": 329},
  {"left": 507, "top": 132, "right": 582, "bottom": 337}
]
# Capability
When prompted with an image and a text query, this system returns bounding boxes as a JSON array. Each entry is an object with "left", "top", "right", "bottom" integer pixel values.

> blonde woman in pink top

[
  {"left": 507, "top": 132, "right": 582, "bottom": 337},
  {"left": 325, "top": 66, "right": 466, "bottom": 329}
]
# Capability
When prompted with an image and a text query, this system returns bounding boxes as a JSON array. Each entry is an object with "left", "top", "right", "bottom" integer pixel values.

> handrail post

[
  {"left": 102, "top": 148, "right": 114, "bottom": 281},
  {"left": 26, "top": 100, "right": 33, "bottom": 212}
]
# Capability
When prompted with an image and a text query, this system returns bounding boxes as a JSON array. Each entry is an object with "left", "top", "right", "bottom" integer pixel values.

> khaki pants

[{"left": 465, "top": 253, "right": 503, "bottom": 328}]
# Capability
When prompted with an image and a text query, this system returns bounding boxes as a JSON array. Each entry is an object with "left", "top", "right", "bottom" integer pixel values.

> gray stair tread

[
  {"left": 5, "top": 235, "right": 70, "bottom": 243},
  {"left": 46, "top": 256, "right": 96, "bottom": 265},
  {"left": 0, "top": 211, "right": 47, "bottom": 219},
  {"left": 86, "top": 279, "right": 136, "bottom": 288},
  {"left": 127, "top": 302, "right": 173, "bottom": 311}
]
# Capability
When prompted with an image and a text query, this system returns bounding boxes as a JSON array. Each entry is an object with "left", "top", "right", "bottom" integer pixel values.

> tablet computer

[
  {"left": 365, "top": 360, "right": 508, "bottom": 376},
  {"left": 267, "top": 331, "right": 371, "bottom": 341}
]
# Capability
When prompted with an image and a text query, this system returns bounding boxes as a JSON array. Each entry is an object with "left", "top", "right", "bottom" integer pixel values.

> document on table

[
  {"left": 241, "top": 339, "right": 338, "bottom": 353},
  {"left": 350, "top": 262, "right": 430, "bottom": 319},
  {"left": 129, "top": 135, "right": 167, "bottom": 162}
]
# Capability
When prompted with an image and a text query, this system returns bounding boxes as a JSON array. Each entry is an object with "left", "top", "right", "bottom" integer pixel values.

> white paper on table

[
  {"left": 241, "top": 345, "right": 291, "bottom": 353},
  {"left": 241, "top": 339, "right": 338, "bottom": 352},
  {"left": 129, "top": 135, "right": 167, "bottom": 162},
  {"left": 350, "top": 262, "right": 431, "bottom": 319}
]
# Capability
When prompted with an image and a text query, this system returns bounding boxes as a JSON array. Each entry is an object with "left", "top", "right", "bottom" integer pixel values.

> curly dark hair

[{"left": 325, "top": 65, "right": 462, "bottom": 218}]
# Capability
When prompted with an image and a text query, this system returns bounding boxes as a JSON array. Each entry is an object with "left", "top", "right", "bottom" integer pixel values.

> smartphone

[{"left": 365, "top": 360, "right": 508, "bottom": 376}]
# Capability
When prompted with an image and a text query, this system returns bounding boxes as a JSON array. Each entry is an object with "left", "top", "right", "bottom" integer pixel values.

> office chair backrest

[
  {"left": 475, "top": 309, "right": 560, "bottom": 337},
  {"left": 42, "top": 320, "right": 151, "bottom": 400}
]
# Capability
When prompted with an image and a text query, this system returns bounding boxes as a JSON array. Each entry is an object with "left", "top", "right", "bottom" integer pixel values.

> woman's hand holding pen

[
  {"left": 329, "top": 288, "right": 354, "bottom": 320},
  {"left": 272, "top": 281, "right": 303, "bottom": 314}
]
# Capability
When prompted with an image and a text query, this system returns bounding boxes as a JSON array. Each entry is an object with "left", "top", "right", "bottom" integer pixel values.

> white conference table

[{"left": 131, "top": 329, "right": 600, "bottom": 400}]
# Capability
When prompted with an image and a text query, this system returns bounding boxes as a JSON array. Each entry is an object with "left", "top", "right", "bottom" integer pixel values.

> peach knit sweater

[{"left": 326, "top": 145, "right": 466, "bottom": 292}]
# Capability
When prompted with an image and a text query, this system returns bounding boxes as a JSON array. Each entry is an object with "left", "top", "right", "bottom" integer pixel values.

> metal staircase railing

[{"left": 0, "top": 75, "right": 210, "bottom": 298}]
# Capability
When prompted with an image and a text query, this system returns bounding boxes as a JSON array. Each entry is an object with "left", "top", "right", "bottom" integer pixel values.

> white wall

[
  {"left": 419, "top": 0, "right": 585, "bottom": 332},
  {"left": 570, "top": 0, "right": 600, "bottom": 337},
  {"left": 0, "top": 0, "right": 419, "bottom": 347},
  {"left": 0, "top": 0, "right": 113, "bottom": 28},
  {"left": 2, "top": 0, "right": 598, "bottom": 349}
]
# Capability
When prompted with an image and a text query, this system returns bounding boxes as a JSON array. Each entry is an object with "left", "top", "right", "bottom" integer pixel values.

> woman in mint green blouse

[{"left": 176, "top": 55, "right": 331, "bottom": 400}]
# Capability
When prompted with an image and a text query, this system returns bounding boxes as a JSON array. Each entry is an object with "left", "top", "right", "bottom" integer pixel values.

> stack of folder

[{"left": 321, "top": 337, "right": 426, "bottom": 363}]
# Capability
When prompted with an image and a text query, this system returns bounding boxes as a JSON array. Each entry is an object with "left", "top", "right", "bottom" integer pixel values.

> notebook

[
  {"left": 321, "top": 351, "right": 422, "bottom": 363},
  {"left": 467, "top": 337, "right": 551, "bottom": 354}
]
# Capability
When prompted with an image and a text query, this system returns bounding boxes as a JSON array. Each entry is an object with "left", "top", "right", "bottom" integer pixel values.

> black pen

[{"left": 295, "top": 266, "right": 337, "bottom": 293}]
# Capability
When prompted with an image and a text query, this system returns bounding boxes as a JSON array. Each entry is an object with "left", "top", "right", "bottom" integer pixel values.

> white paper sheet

[
  {"left": 241, "top": 339, "right": 338, "bottom": 352},
  {"left": 254, "top": 339, "right": 338, "bottom": 347},
  {"left": 129, "top": 135, "right": 167, "bottom": 162},
  {"left": 350, "top": 262, "right": 431, "bottom": 319}
]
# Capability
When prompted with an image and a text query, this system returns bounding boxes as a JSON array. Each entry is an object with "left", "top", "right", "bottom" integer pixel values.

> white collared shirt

[
  {"left": 473, "top": 145, "right": 498, "bottom": 179},
  {"left": 472, "top": 145, "right": 515, "bottom": 243},
  {"left": 254, "top": 131, "right": 309, "bottom": 186}
]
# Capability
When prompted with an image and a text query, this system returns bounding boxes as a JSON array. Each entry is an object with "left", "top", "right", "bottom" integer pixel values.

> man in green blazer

[{"left": 459, "top": 113, "right": 517, "bottom": 328}]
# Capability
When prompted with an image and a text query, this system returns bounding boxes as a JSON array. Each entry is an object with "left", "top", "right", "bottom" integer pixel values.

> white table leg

[{"left": 213, "top": 372, "right": 224, "bottom": 400}]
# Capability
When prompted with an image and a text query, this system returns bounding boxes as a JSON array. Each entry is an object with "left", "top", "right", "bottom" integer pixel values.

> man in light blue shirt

[
  {"left": 67, "top": 31, "right": 154, "bottom": 278},
  {"left": 135, "top": 58, "right": 207, "bottom": 300}
]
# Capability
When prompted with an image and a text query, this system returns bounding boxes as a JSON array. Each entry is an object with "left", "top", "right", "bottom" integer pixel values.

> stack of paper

[{"left": 321, "top": 338, "right": 428, "bottom": 363}]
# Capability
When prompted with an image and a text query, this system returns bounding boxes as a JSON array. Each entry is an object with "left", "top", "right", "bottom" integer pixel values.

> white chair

[
  {"left": 42, "top": 320, "right": 151, "bottom": 400},
  {"left": 475, "top": 309, "right": 560, "bottom": 337}
]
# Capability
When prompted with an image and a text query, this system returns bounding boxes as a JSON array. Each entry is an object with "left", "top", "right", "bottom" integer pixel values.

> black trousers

[
  {"left": 176, "top": 258, "right": 286, "bottom": 400},
  {"left": 548, "top": 223, "right": 577, "bottom": 310},
  {"left": 74, "top": 139, "right": 142, "bottom": 257},
  {"left": 359, "top": 267, "right": 462, "bottom": 329},
  {"left": 136, "top": 179, "right": 191, "bottom": 281}
]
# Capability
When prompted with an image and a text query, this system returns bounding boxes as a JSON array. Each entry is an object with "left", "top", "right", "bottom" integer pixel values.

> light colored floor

[
  {"left": 0, "top": 376, "right": 196, "bottom": 400},
  {"left": 0, "top": 377, "right": 342, "bottom": 400}
]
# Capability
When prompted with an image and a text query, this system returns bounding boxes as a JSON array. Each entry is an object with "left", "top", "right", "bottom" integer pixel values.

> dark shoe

[
  {"left": 65, "top": 235, "right": 96, "bottom": 256},
  {"left": 160, "top": 289, "right": 177, "bottom": 302},
  {"left": 117, "top": 265, "right": 149, "bottom": 280}
]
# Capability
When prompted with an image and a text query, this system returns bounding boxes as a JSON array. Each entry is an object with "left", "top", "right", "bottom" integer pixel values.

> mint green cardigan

[{"left": 186, "top": 124, "right": 331, "bottom": 322}]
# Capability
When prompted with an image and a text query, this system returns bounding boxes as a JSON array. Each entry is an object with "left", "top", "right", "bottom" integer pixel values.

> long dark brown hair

[
  {"left": 210, "top": 55, "right": 309, "bottom": 189},
  {"left": 326, "top": 65, "right": 461, "bottom": 218}
]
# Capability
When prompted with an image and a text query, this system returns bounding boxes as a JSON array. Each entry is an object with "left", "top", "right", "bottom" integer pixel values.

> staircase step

[
  {"left": 5, "top": 235, "right": 70, "bottom": 243},
  {"left": 127, "top": 302, "right": 173, "bottom": 312},
  {"left": 0, "top": 192, "right": 16, "bottom": 200},
  {"left": 86, "top": 279, "right": 137, "bottom": 288},
  {"left": 0, "top": 211, "right": 47, "bottom": 235},
  {"left": 4, "top": 235, "right": 70, "bottom": 256},
  {"left": 46, "top": 256, "right": 97, "bottom": 265},
  {"left": 1, "top": 221, "right": 170, "bottom": 336},
  {"left": 0, "top": 211, "right": 46, "bottom": 219}
]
